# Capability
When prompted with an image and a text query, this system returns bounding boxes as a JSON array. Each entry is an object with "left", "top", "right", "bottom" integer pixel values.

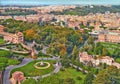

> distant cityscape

[{"left": 0, "top": 3, "right": 120, "bottom": 84}]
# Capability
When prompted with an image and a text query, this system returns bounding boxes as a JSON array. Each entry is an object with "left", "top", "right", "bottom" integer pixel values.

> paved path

[
  {"left": 0, "top": 47, "right": 29, "bottom": 54},
  {"left": 3, "top": 58, "right": 33, "bottom": 84},
  {"left": 3, "top": 45, "right": 62, "bottom": 84},
  {"left": 70, "top": 63, "right": 96, "bottom": 77},
  {"left": 3, "top": 57, "right": 61, "bottom": 84},
  {"left": 28, "top": 62, "right": 62, "bottom": 81},
  {"left": 0, "top": 47, "right": 9, "bottom": 51}
]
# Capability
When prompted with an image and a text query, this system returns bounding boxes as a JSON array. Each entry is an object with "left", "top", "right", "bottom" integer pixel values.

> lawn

[
  {"left": 11, "top": 60, "right": 56, "bottom": 77},
  {"left": 56, "top": 67, "right": 86, "bottom": 84},
  {"left": 0, "top": 38, "right": 4, "bottom": 44},
  {"left": 22, "top": 67, "right": 86, "bottom": 84},
  {"left": 98, "top": 42, "right": 120, "bottom": 56},
  {"left": 37, "top": 68, "right": 86, "bottom": 84},
  {"left": 100, "top": 42, "right": 120, "bottom": 48},
  {"left": 115, "top": 58, "right": 120, "bottom": 63},
  {"left": 0, "top": 49, "right": 11, "bottom": 57}
]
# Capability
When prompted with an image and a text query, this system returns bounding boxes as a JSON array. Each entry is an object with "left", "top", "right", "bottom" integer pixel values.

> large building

[
  {"left": 0, "top": 25, "right": 24, "bottom": 44},
  {"left": 98, "top": 31, "right": 120, "bottom": 43},
  {"left": 79, "top": 52, "right": 120, "bottom": 68},
  {"left": 3, "top": 32, "right": 24, "bottom": 44}
]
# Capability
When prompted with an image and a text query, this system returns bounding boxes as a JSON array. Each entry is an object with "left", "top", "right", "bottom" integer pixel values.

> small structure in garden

[
  {"left": 10, "top": 71, "right": 26, "bottom": 84},
  {"left": 34, "top": 61, "right": 50, "bottom": 69}
]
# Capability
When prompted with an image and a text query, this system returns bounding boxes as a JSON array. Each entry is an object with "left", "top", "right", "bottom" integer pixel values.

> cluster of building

[
  {"left": 30, "top": 5, "right": 76, "bottom": 13},
  {"left": 54, "top": 12, "right": 120, "bottom": 29},
  {"left": 0, "top": 14, "right": 54, "bottom": 23},
  {"left": 79, "top": 52, "right": 120, "bottom": 69},
  {"left": 1, "top": 7, "right": 120, "bottom": 29},
  {"left": 0, "top": 25, "right": 24, "bottom": 44}
]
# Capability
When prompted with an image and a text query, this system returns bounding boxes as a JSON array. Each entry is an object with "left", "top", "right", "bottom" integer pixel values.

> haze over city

[{"left": 0, "top": 0, "right": 120, "bottom": 5}]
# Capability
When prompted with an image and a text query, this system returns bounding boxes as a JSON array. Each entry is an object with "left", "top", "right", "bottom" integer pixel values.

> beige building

[
  {"left": 79, "top": 52, "right": 94, "bottom": 63},
  {"left": 98, "top": 31, "right": 120, "bottom": 43},
  {"left": 4, "top": 32, "right": 24, "bottom": 44},
  {"left": 79, "top": 52, "right": 120, "bottom": 68}
]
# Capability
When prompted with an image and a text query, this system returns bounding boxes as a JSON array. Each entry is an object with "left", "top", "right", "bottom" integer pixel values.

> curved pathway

[
  {"left": 3, "top": 57, "right": 61, "bottom": 84},
  {"left": 3, "top": 58, "right": 33, "bottom": 84},
  {"left": 3, "top": 45, "right": 61, "bottom": 84},
  {"left": 0, "top": 47, "right": 29, "bottom": 54}
]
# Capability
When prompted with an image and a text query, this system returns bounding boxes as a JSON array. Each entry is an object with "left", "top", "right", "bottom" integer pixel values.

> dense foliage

[
  {"left": 81, "top": 38, "right": 120, "bottom": 60},
  {"left": 0, "top": 19, "right": 88, "bottom": 56},
  {"left": 93, "top": 66, "right": 120, "bottom": 84}
]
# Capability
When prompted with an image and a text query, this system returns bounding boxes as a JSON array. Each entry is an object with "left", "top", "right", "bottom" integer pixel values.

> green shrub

[{"left": 76, "top": 76, "right": 82, "bottom": 80}]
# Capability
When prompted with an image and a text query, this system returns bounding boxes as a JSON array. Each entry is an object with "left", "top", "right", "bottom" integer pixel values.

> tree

[
  {"left": 24, "top": 29, "right": 35, "bottom": 41},
  {"left": 93, "top": 66, "right": 120, "bottom": 84},
  {"left": 64, "top": 78, "right": 75, "bottom": 84},
  {"left": 102, "top": 48, "right": 107, "bottom": 56},
  {"left": 71, "top": 45, "right": 79, "bottom": 63},
  {"left": 61, "top": 55, "right": 70, "bottom": 68},
  {"left": 84, "top": 72, "right": 94, "bottom": 84},
  {"left": 93, "top": 71, "right": 111, "bottom": 84},
  {"left": 87, "top": 36, "right": 94, "bottom": 45}
]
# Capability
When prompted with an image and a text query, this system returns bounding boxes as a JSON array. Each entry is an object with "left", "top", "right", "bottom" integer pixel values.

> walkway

[
  {"left": 3, "top": 58, "right": 33, "bottom": 84},
  {"left": 0, "top": 47, "right": 29, "bottom": 54},
  {"left": 3, "top": 57, "right": 61, "bottom": 84}
]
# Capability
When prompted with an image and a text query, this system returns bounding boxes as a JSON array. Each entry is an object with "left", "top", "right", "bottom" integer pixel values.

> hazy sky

[{"left": 0, "top": 0, "right": 120, "bottom": 5}]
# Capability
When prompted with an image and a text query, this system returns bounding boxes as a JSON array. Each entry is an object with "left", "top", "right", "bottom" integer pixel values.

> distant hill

[{"left": 50, "top": 5, "right": 120, "bottom": 16}]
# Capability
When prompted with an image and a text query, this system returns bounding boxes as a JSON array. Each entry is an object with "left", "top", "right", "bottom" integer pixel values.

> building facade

[
  {"left": 98, "top": 31, "right": 120, "bottom": 43},
  {"left": 79, "top": 52, "right": 120, "bottom": 68},
  {"left": 2, "top": 32, "right": 24, "bottom": 44}
]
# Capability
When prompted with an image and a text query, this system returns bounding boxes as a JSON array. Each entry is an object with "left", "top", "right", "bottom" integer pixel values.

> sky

[{"left": 0, "top": 0, "right": 120, "bottom": 5}]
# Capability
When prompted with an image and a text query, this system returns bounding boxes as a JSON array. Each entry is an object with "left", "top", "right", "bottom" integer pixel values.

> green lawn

[
  {"left": 0, "top": 38, "right": 4, "bottom": 44},
  {"left": 11, "top": 60, "right": 56, "bottom": 77},
  {"left": 0, "top": 49, "right": 11, "bottom": 57},
  {"left": 115, "top": 58, "right": 120, "bottom": 63},
  {"left": 100, "top": 42, "right": 120, "bottom": 48},
  {"left": 56, "top": 68, "right": 86, "bottom": 84},
  {"left": 22, "top": 67, "right": 86, "bottom": 84},
  {"left": 98, "top": 42, "right": 120, "bottom": 56}
]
